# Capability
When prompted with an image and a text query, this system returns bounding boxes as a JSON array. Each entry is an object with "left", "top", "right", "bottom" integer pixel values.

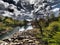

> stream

[
  {"left": 0, "top": 27, "right": 20, "bottom": 40},
  {"left": 0, "top": 24, "right": 33, "bottom": 40}
]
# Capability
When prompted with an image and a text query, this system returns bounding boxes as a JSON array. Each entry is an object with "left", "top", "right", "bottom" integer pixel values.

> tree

[{"left": 31, "top": 0, "right": 53, "bottom": 45}]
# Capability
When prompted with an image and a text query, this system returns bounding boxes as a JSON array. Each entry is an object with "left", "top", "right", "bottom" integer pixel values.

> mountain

[{"left": 0, "top": 0, "right": 60, "bottom": 21}]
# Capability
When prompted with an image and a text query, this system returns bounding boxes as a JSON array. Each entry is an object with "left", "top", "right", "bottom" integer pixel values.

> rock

[
  {"left": 3, "top": 39, "right": 11, "bottom": 42},
  {"left": 3, "top": 0, "right": 15, "bottom": 5},
  {"left": 28, "top": 40, "right": 33, "bottom": 43},
  {"left": 14, "top": 39, "right": 19, "bottom": 43},
  {"left": 17, "top": 36, "right": 26, "bottom": 40},
  {"left": 0, "top": 40, "right": 8, "bottom": 45},
  {"left": 31, "top": 43, "right": 36, "bottom": 45},
  {"left": 35, "top": 41, "right": 40, "bottom": 44},
  {"left": 10, "top": 42, "right": 20, "bottom": 45},
  {"left": 0, "top": 0, "right": 5, "bottom": 10},
  {"left": 23, "top": 39, "right": 29, "bottom": 42}
]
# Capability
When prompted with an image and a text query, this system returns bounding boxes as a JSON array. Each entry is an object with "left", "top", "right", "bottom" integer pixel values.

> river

[
  {"left": 0, "top": 25, "right": 33, "bottom": 40},
  {"left": 0, "top": 27, "right": 20, "bottom": 40}
]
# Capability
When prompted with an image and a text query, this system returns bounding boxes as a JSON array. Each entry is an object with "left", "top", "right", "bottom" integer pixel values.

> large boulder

[
  {"left": 3, "top": 0, "right": 15, "bottom": 5},
  {"left": 0, "top": 40, "right": 8, "bottom": 45},
  {"left": 0, "top": 1, "right": 5, "bottom": 10}
]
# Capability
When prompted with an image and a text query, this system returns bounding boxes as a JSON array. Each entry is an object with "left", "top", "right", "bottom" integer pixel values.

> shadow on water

[
  {"left": 0, "top": 27, "right": 20, "bottom": 40},
  {"left": 0, "top": 25, "right": 33, "bottom": 40}
]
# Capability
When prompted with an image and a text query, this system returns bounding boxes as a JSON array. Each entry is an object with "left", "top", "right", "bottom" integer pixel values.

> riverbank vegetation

[
  {"left": 0, "top": 14, "right": 60, "bottom": 45},
  {"left": 33, "top": 14, "right": 60, "bottom": 45},
  {"left": 0, "top": 16, "right": 25, "bottom": 35}
]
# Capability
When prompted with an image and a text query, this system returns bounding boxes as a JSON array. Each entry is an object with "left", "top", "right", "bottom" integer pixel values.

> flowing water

[
  {"left": 0, "top": 25, "right": 33, "bottom": 40},
  {"left": 0, "top": 27, "right": 20, "bottom": 40}
]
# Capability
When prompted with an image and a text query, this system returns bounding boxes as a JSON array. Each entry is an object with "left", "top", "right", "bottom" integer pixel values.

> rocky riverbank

[
  {"left": 0, "top": 30, "right": 10, "bottom": 36},
  {"left": 0, "top": 29, "right": 43, "bottom": 45}
]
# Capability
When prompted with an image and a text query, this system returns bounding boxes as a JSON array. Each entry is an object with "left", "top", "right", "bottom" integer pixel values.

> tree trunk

[
  {"left": 35, "top": 18, "right": 43, "bottom": 38},
  {"left": 35, "top": 19, "right": 49, "bottom": 45}
]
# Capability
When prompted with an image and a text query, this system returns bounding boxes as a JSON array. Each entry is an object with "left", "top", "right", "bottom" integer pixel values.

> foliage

[
  {"left": 0, "top": 16, "right": 25, "bottom": 32},
  {"left": 34, "top": 14, "right": 60, "bottom": 45}
]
